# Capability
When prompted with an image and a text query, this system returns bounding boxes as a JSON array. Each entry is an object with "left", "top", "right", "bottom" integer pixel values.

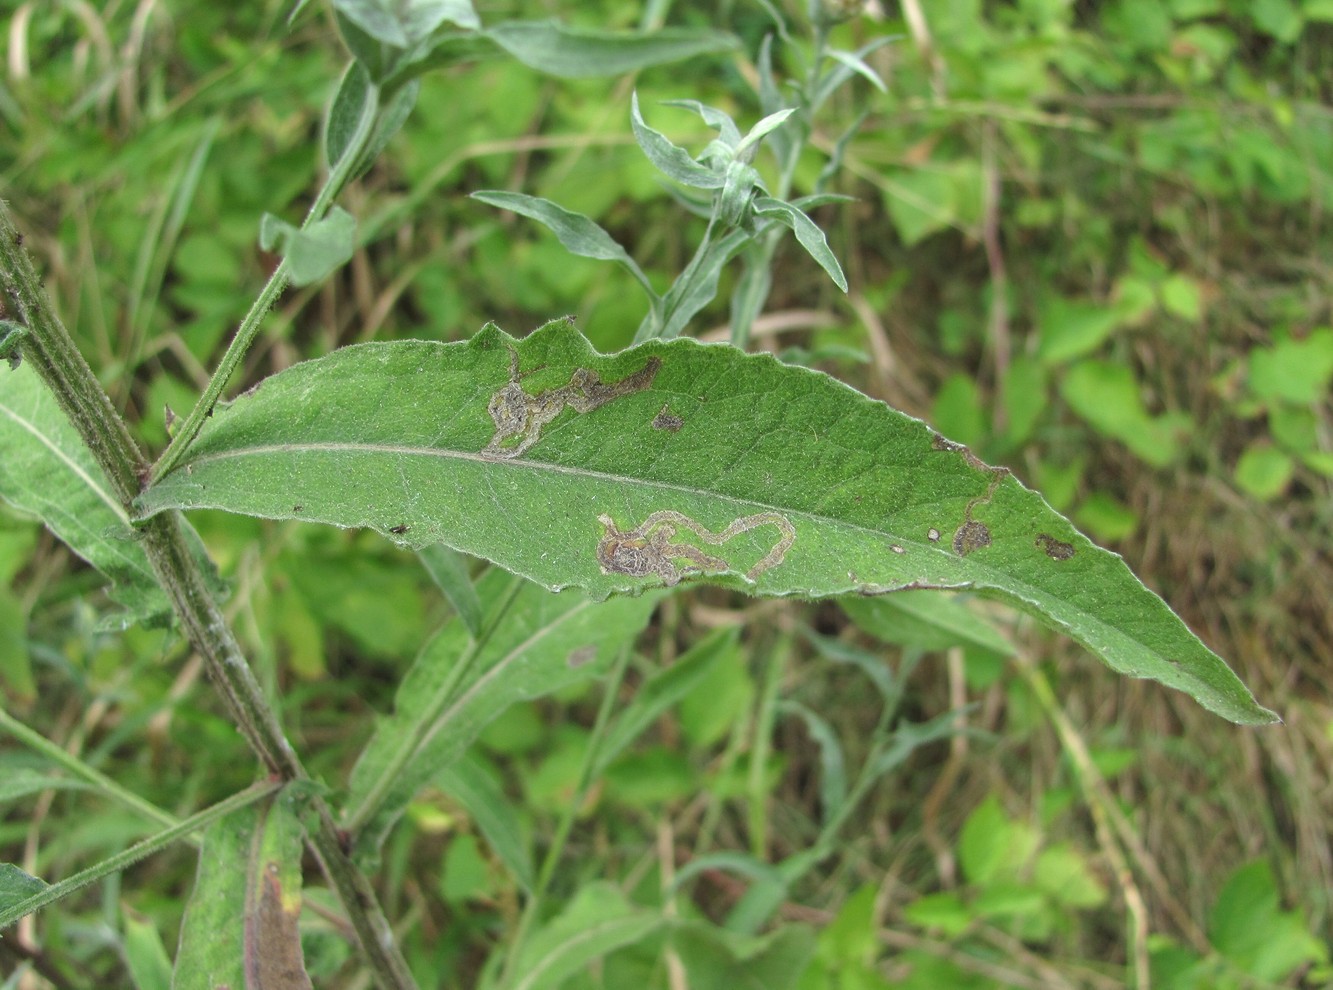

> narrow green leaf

[
  {"left": 826, "top": 48, "right": 888, "bottom": 93},
  {"left": 841, "top": 590, "right": 1015, "bottom": 655},
  {"left": 485, "top": 21, "right": 738, "bottom": 79},
  {"left": 1, "top": 784, "right": 276, "bottom": 935},
  {"left": 631, "top": 92, "right": 726, "bottom": 190},
  {"left": 418, "top": 544, "right": 483, "bottom": 638},
  {"left": 0, "top": 362, "right": 220, "bottom": 628},
  {"left": 0, "top": 588, "right": 33, "bottom": 699},
  {"left": 325, "top": 61, "right": 378, "bottom": 172},
  {"left": 0, "top": 863, "right": 47, "bottom": 907},
  {"left": 174, "top": 808, "right": 254, "bottom": 990},
  {"left": 752, "top": 196, "right": 848, "bottom": 292},
  {"left": 332, "top": 0, "right": 478, "bottom": 47},
  {"left": 471, "top": 191, "right": 655, "bottom": 299},
  {"left": 654, "top": 227, "right": 751, "bottom": 339},
  {"left": 736, "top": 108, "right": 797, "bottom": 157},
  {"left": 0, "top": 769, "right": 94, "bottom": 805},
  {"left": 245, "top": 793, "right": 314, "bottom": 990},
  {"left": 134, "top": 321, "right": 1275, "bottom": 724},
  {"left": 777, "top": 700, "right": 847, "bottom": 823},
  {"left": 661, "top": 98, "right": 743, "bottom": 145},
  {"left": 593, "top": 627, "right": 736, "bottom": 776},
  {"left": 500, "top": 882, "right": 664, "bottom": 990},
  {"left": 671, "top": 922, "right": 817, "bottom": 990},
  {"left": 811, "top": 36, "right": 898, "bottom": 109},
  {"left": 800, "top": 630, "right": 900, "bottom": 703},
  {"left": 436, "top": 754, "right": 533, "bottom": 892},
  {"left": 869, "top": 710, "right": 969, "bottom": 780},
  {"left": 728, "top": 251, "right": 772, "bottom": 348},
  {"left": 123, "top": 909, "right": 173, "bottom": 990},
  {"left": 258, "top": 207, "right": 357, "bottom": 287},
  {"left": 344, "top": 571, "right": 660, "bottom": 856}
]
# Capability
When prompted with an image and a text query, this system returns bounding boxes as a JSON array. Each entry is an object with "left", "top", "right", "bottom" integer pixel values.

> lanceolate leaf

[
  {"left": 0, "top": 362, "right": 221, "bottom": 628},
  {"left": 344, "top": 570, "right": 661, "bottom": 856},
  {"left": 134, "top": 321, "right": 1275, "bottom": 724},
  {"left": 484, "top": 21, "right": 739, "bottom": 79},
  {"left": 471, "top": 190, "right": 655, "bottom": 298},
  {"left": 175, "top": 790, "right": 314, "bottom": 990}
]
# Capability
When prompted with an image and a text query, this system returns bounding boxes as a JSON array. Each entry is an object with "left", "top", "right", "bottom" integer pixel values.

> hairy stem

[{"left": 0, "top": 200, "right": 418, "bottom": 990}]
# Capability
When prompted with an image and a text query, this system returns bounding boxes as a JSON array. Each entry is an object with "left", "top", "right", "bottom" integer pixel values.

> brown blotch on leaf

[
  {"left": 953, "top": 520, "right": 992, "bottom": 557},
  {"left": 567, "top": 644, "right": 598, "bottom": 668},
  {"left": 1036, "top": 533, "right": 1075, "bottom": 561},
  {"left": 931, "top": 432, "right": 966, "bottom": 453},
  {"left": 483, "top": 345, "right": 662, "bottom": 459},
  {"left": 651, "top": 404, "right": 684, "bottom": 433}
]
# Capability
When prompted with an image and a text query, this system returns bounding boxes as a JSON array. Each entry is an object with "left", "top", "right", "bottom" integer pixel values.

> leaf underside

[{"left": 134, "top": 320, "right": 1276, "bottom": 725}]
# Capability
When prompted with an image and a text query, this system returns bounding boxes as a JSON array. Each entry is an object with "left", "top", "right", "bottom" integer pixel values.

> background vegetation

[{"left": 2, "top": 0, "right": 1331, "bottom": 987}]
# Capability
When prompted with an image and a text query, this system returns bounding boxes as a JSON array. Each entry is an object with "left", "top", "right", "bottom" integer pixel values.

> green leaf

[
  {"left": 471, "top": 190, "right": 655, "bottom": 298},
  {"left": 1247, "top": 328, "right": 1333, "bottom": 404},
  {"left": 135, "top": 321, "right": 1275, "bottom": 724},
  {"left": 493, "top": 882, "right": 664, "bottom": 990},
  {"left": 826, "top": 48, "right": 888, "bottom": 94},
  {"left": 841, "top": 590, "right": 1014, "bottom": 655},
  {"left": 417, "top": 544, "right": 483, "bottom": 638},
  {"left": 436, "top": 754, "right": 533, "bottom": 892},
  {"left": 0, "top": 589, "right": 33, "bottom": 700},
  {"left": 735, "top": 108, "right": 797, "bottom": 158},
  {"left": 172, "top": 808, "right": 252, "bottom": 990},
  {"left": 631, "top": 92, "right": 726, "bottom": 190},
  {"left": 1059, "top": 360, "right": 1183, "bottom": 467},
  {"left": 0, "top": 769, "right": 93, "bottom": 804},
  {"left": 1209, "top": 860, "right": 1328, "bottom": 981},
  {"left": 484, "top": 21, "right": 739, "bottom": 79},
  {"left": 343, "top": 570, "right": 660, "bottom": 856},
  {"left": 671, "top": 921, "right": 817, "bottom": 990},
  {"left": 325, "top": 61, "right": 377, "bottom": 171},
  {"left": 1234, "top": 442, "right": 1294, "bottom": 500},
  {"left": 959, "top": 795, "right": 1038, "bottom": 886},
  {"left": 751, "top": 196, "right": 848, "bottom": 292},
  {"left": 778, "top": 700, "right": 847, "bottom": 823},
  {"left": 174, "top": 790, "right": 313, "bottom": 990},
  {"left": 331, "top": 0, "right": 478, "bottom": 48},
  {"left": 258, "top": 207, "right": 357, "bottom": 287},
  {"left": 1037, "top": 294, "right": 1127, "bottom": 365},
  {"left": 123, "top": 909, "right": 172, "bottom": 990},
  {"left": 662, "top": 98, "right": 743, "bottom": 145},
  {"left": 593, "top": 627, "right": 735, "bottom": 777},
  {"left": 651, "top": 227, "right": 751, "bottom": 339},
  {"left": 0, "top": 863, "right": 47, "bottom": 908},
  {"left": 0, "top": 361, "right": 219, "bottom": 628}
]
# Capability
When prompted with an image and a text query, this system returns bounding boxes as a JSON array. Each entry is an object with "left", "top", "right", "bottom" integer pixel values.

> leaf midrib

[
  {"left": 160, "top": 439, "right": 1184, "bottom": 685},
  {"left": 0, "top": 398, "right": 128, "bottom": 524}
]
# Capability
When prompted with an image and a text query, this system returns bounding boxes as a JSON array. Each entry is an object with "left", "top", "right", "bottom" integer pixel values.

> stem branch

[{"left": 0, "top": 200, "right": 418, "bottom": 990}]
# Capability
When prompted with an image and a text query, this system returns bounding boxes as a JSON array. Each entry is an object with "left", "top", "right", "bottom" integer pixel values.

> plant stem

[
  {"left": 0, "top": 780, "right": 282, "bottom": 932},
  {"left": 0, "top": 707, "right": 185, "bottom": 838},
  {"left": 150, "top": 70, "right": 378, "bottom": 482},
  {"left": 0, "top": 200, "right": 418, "bottom": 990}
]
